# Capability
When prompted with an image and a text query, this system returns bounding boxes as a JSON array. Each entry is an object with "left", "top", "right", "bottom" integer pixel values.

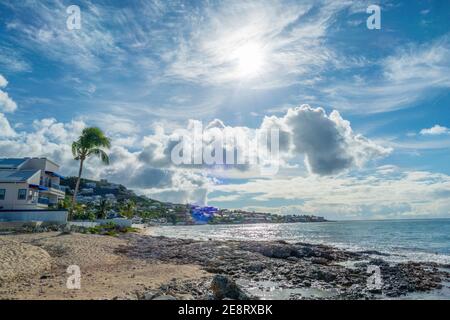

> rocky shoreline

[
  {"left": 118, "top": 234, "right": 450, "bottom": 300},
  {"left": 1, "top": 230, "right": 449, "bottom": 300}
]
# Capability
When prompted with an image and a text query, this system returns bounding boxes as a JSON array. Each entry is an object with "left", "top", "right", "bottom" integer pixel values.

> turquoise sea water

[{"left": 150, "top": 219, "right": 450, "bottom": 264}]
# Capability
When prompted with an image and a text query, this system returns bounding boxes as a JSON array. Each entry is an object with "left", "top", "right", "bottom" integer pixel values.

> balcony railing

[
  {"left": 50, "top": 184, "right": 65, "bottom": 192},
  {"left": 38, "top": 197, "right": 49, "bottom": 205},
  {"left": 41, "top": 184, "right": 66, "bottom": 192}
]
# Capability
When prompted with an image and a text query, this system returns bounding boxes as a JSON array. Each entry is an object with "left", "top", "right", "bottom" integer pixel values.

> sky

[{"left": 0, "top": 0, "right": 450, "bottom": 220}]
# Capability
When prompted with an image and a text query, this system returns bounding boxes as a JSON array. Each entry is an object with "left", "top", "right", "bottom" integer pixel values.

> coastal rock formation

[
  {"left": 1, "top": 231, "right": 447, "bottom": 300},
  {"left": 121, "top": 234, "right": 450, "bottom": 300}
]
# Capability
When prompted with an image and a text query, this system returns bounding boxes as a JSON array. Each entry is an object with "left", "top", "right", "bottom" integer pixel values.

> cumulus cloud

[
  {"left": 420, "top": 124, "right": 450, "bottom": 135},
  {"left": 0, "top": 74, "right": 17, "bottom": 113},
  {"left": 0, "top": 104, "right": 390, "bottom": 204},
  {"left": 262, "top": 105, "right": 392, "bottom": 175},
  {"left": 0, "top": 75, "right": 7, "bottom": 87},
  {"left": 0, "top": 113, "right": 16, "bottom": 137},
  {"left": 0, "top": 112, "right": 213, "bottom": 204},
  {"left": 135, "top": 105, "right": 390, "bottom": 177}
]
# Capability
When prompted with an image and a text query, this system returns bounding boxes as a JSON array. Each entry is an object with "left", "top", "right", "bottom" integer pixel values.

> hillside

[
  {"left": 61, "top": 177, "right": 166, "bottom": 206},
  {"left": 60, "top": 177, "right": 325, "bottom": 225}
]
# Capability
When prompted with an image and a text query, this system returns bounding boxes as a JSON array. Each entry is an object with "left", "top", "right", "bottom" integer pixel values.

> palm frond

[
  {"left": 89, "top": 148, "right": 110, "bottom": 165},
  {"left": 79, "top": 127, "right": 111, "bottom": 149},
  {"left": 71, "top": 141, "right": 80, "bottom": 158}
]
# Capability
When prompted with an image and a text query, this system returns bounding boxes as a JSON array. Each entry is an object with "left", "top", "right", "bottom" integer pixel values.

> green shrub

[{"left": 86, "top": 223, "right": 137, "bottom": 236}]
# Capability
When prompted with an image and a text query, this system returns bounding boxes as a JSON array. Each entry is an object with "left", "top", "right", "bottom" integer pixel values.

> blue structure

[
  {"left": 0, "top": 210, "right": 68, "bottom": 223},
  {"left": 190, "top": 205, "right": 219, "bottom": 224}
]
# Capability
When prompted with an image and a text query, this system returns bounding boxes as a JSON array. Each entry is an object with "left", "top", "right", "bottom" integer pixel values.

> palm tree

[
  {"left": 120, "top": 199, "right": 136, "bottom": 218},
  {"left": 72, "top": 127, "right": 111, "bottom": 205},
  {"left": 96, "top": 199, "right": 111, "bottom": 219}
]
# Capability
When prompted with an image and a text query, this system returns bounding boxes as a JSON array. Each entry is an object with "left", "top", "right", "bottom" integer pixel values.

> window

[
  {"left": 0, "top": 189, "right": 5, "bottom": 200},
  {"left": 18, "top": 189, "right": 27, "bottom": 200}
]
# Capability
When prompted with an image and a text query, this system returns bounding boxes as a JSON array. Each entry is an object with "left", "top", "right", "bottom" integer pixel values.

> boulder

[
  {"left": 251, "top": 243, "right": 296, "bottom": 259},
  {"left": 210, "top": 275, "right": 250, "bottom": 300}
]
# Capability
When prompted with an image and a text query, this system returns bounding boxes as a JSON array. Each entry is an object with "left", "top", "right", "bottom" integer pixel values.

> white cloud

[
  {"left": 321, "top": 35, "right": 450, "bottom": 114},
  {"left": 262, "top": 105, "right": 391, "bottom": 175},
  {"left": 0, "top": 102, "right": 389, "bottom": 204},
  {"left": 5, "top": 1, "right": 122, "bottom": 71},
  {"left": 0, "top": 75, "right": 8, "bottom": 87},
  {"left": 0, "top": 111, "right": 213, "bottom": 204},
  {"left": 0, "top": 74, "right": 17, "bottom": 113},
  {"left": 0, "top": 107, "right": 448, "bottom": 217},
  {"left": 0, "top": 47, "right": 31, "bottom": 72},
  {"left": 420, "top": 125, "right": 450, "bottom": 136},
  {"left": 214, "top": 169, "right": 450, "bottom": 219},
  {"left": 135, "top": 104, "right": 390, "bottom": 177},
  {"left": 0, "top": 113, "right": 16, "bottom": 137},
  {"left": 165, "top": 0, "right": 354, "bottom": 88}
]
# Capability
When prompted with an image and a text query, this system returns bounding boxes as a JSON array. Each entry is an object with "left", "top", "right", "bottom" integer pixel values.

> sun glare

[{"left": 232, "top": 43, "right": 265, "bottom": 78}]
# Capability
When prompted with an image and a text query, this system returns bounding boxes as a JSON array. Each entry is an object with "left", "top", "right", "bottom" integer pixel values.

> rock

[
  {"left": 152, "top": 294, "right": 177, "bottom": 300},
  {"left": 358, "top": 250, "right": 390, "bottom": 257},
  {"left": 369, "top": 258, "right": 389, "bottom": 267},
  {"left": 314, "top": 270, "right": 337, "bottom": 282},
  {"left": 251, "top": 243, "right": 296, "bottom": 259},
  {"left": 246, "top": 262, "right": 265, "bottom": 273},
  {"left": 211, "top": 275, "right": 250, "bottom": 300},
  {"left": 120, "top": 234, "right": 449, "bottom": 300},
  {"left": 294, "top": 246, "right": 315, "bottom": 258},
  {"left": 142, "top": 291, "right": 157, "bottom": 300},
  {"left": 60, "top": 224, "right": 72, "bottom": 235},
  {"left": 177, "top": 294, "right": 194, "bottom": 300},
  {"left": 368, "top": 288, "right": 382, "bottom": 294},
  {"left": 302, "top": 280, "right": 311, "bottom": 287},
  {"left": 311, "top": 257, "right": 329, "bottom": 265}
]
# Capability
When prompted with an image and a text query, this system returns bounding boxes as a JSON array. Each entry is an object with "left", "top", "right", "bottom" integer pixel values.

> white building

[
  {"left": 85, "top": 182, "right": 97, "bottom": 188},
  {"left": 80, "top": 188, "right": 94, "bottom": 194},
  {"left": 0, "top": 158, "right": 66, "bottom": 210}
]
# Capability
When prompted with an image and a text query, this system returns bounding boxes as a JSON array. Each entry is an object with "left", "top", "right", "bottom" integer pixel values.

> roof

[
  {"left": 0, "top": 158, "right": 28, "bottom": 169},
  {"left": 0, "top": 170, "right": 40, "bottom": 183}
]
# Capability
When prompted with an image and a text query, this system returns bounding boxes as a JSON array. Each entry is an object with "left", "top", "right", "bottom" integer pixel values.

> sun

[{"left": 232, "top": 43, "right": 265, "bottom": 78}]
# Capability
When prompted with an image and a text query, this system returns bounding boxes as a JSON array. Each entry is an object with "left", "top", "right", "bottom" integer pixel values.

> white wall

[
  {"left": 69, "top": 218, "right": 133, "bottom": 228},
  {"left": 0, "top": 182, "right": 42, "bottom": 210},
  {"left": 21, "top": 158, "right": 61, "bottom": 187}
]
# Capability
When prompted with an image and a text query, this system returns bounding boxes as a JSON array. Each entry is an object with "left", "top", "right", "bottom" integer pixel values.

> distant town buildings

[{"left": 61, "top": 177, "right": 327, "bottom": 226}]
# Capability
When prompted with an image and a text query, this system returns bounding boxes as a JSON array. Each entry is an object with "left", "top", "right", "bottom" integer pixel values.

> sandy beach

[{"left": 0, "top": 231, "right": 208, "bottom": 300}]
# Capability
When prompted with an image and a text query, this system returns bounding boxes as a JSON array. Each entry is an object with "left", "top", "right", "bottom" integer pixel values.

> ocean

[{"left": 150, "top": 219, "right": 450, "bottom": 265}]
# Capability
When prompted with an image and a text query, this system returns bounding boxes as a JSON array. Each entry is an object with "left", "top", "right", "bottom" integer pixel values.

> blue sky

[{"left": 1, "top": 0, "right": 450, "bottom": 219}]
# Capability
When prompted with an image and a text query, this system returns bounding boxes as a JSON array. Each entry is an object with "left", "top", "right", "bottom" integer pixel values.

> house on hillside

[
  {"left": 0, "top": 158, "right": 67, "bottom": 223},
  {"left": 85, "top": 182, "right": 97, "bottom": 188}
]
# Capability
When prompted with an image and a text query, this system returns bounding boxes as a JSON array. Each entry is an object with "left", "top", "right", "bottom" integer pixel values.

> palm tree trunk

[{"left": 72, "top": 159, "right": 84, "bottom": 205}]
